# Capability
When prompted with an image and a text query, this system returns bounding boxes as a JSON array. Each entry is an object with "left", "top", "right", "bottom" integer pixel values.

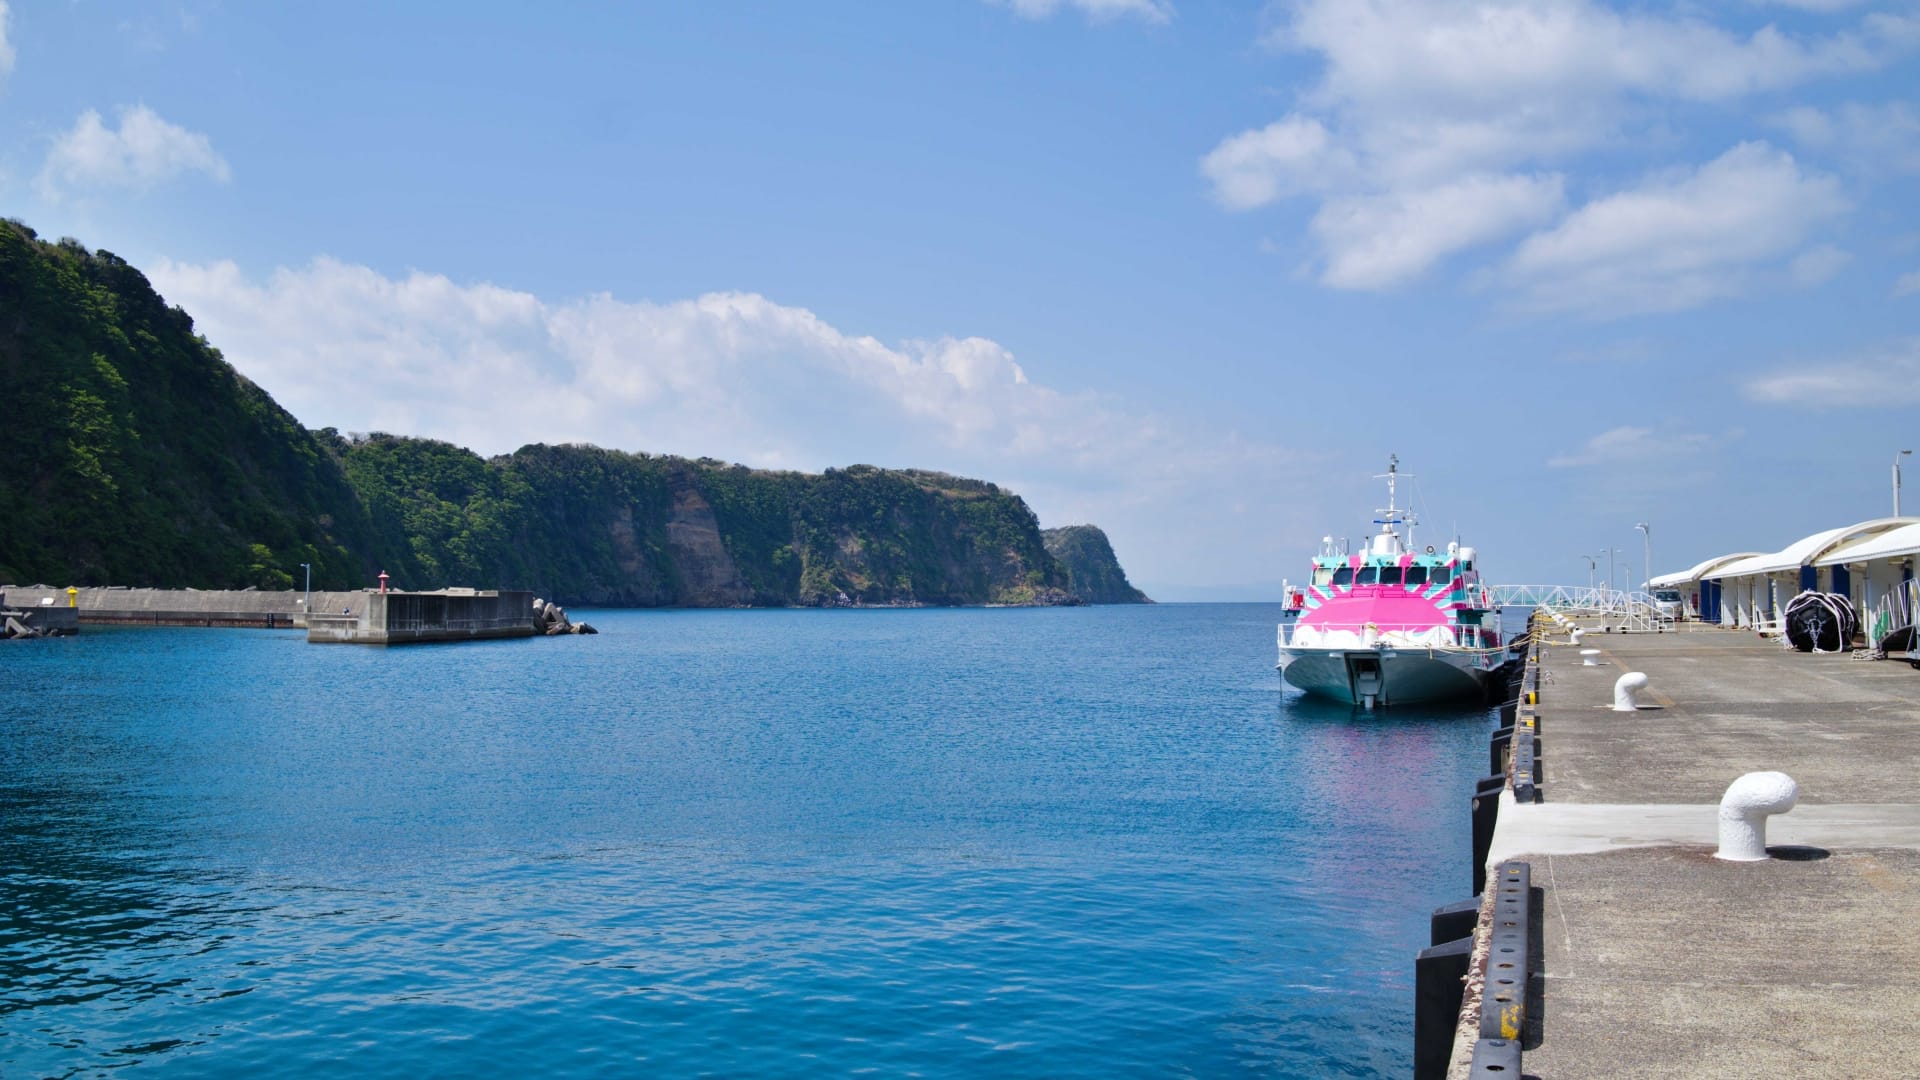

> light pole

[
  {"left": 300, "top": 562, "right": 312, "bottom": 625},
  {"left": 1635, "top": 522, "right": 1651, "bottom": 594},
  {"left": 1897, "top": 450, "right": 1913, "bottom": 517},
  {"left": 1579, "top": 554, "right": 1599, "bottom": 591}
]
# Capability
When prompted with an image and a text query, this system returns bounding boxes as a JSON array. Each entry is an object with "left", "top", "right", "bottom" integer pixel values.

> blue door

[
  {"left": 1800, "top": 565, "right": 1818, "bottom": 593},
  {"left": 1831, "top": 564, "right": 1851, "bottom": 599}
]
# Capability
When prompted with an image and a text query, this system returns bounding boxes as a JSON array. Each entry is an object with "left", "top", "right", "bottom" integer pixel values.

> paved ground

[{"left": 1487, "top": 623, "right": 1920, "bottom": 1080}]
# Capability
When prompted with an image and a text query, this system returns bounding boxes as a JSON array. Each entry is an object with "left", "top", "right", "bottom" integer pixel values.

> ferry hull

[{"left": 1277, "top": 647, "right": 1494, "bottom": 706}]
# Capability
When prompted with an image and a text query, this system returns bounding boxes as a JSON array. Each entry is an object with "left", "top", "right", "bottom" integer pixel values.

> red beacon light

[{"left": 378, "top": 571, "right": 390, "bottom": 594}]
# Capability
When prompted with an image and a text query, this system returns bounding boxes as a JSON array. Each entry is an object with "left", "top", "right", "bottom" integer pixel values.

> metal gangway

[{"left": 1488, "top": 585, "right": 1674, "bottom": 632}]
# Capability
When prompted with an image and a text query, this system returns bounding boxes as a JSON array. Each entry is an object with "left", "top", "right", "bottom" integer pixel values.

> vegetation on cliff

[
  {"left": 1043, "top": 525, "right": 1151, "bottom": 604},
  {"left": 0, "top": 219, "right": 1139, "bottom": 606},
  {"left": 0, "top": 220, "right": 403, "bottom": 589}
]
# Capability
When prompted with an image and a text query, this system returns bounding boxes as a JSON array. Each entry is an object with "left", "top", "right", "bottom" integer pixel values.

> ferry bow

[{"left": 1276, "top": 457, "right": 1519, "bottom": 708}]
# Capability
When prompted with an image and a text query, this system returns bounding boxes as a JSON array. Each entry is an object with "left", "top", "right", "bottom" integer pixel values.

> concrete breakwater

[
  {"left": 1417, "top": 617, "right": 1920, "bottom": 1079},
  {"left": 0, "top": 586, "right": 374, "bottom": 628}
]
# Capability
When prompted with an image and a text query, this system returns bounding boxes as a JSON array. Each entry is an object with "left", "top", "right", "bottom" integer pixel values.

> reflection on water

[{"left": 2, "top": 607, "right": 1493, "bottom": 1078}]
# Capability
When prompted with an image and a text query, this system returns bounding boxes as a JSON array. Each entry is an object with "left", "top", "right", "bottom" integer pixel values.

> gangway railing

[{"left": 1488, "top": 585, "right": 1674, "bottom": 632}]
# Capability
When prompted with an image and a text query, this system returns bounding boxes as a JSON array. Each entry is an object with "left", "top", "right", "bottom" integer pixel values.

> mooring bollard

[
  {"left": 1570, "top": 627, "right": 1585, "bottom": 646},
  {"left": 1716, "top": 771, "right": 1799, "bottom": 861},
  {"left": 1612, "top": 671, "right": 1648, "bottom": 711},
  {"left": 1580, "top": 648, "right": 1602, "bottom": 666}
]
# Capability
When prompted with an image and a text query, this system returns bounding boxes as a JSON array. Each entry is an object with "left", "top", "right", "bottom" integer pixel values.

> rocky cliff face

[{"left": 1042, "top": 525, "right": 1151, "bottom": 604}]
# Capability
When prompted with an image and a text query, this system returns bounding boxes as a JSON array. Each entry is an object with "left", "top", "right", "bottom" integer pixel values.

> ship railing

[{"left": 1278, "top": 622, "right": 1505, "bottom": 649}]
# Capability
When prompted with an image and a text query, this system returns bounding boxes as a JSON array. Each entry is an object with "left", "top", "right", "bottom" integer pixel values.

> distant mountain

[
  {"left": 1042, "top": 525, "right": 1150, "bottom": 604},
  {"left": 0, "top": 219, "right": 1144, "bottom": 607}
]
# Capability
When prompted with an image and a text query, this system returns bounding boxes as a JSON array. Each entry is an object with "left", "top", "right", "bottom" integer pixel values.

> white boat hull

[{"left": 1277, "top": 646, "right": 1496, "bottom": 706}]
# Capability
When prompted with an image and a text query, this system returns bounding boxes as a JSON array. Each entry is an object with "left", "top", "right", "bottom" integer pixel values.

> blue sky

[{"left": 4, "top": 1, "right": 1919, "bottom": 597}]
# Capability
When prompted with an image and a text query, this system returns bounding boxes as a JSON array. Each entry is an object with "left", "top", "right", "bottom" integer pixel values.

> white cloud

[
  {"left": 1547, "top": 425, "right": 1713, "bottom": 468},
  {"left": 1774, "top": 100, "right": 1920, "bottom": 175},
  {"left": 0, "top": 3, "right": 15, "bottom": 82},
  {"left": 1204, "top": 0, "right": 1908, "bottom": 294},
  {"left": 1312, "top": 172, "right": 1564, "bottom": 289},
  {"left": 1200, "top": 115, "right": 1353, "bottom": 210},
  {"left": 1790, "top": 244, "right": 1852, "bottom": 286},
  {"left": 1743, "top": 338, "right": 1920, "bottom": 407},
  {"left": 1506, "top": 142, "right": 1847, "bottom": 316},
  {"left": 1282, "top": 0, "right": 1889, "bottom": 108},
  {"left": 147, "top": 256, "right": 1323, "bottom": 586},
  {"left": 991, "top": 0, "right": 1171, "bottom": 23},
  {"left": 1896, "top": 270, "right": 1920, "bottom": 297},
  {"left": 36, "top": 105, "right": 230, "bottom": 199},
  {"left": 1749, "top": 0, "right": 1873, "bottom": 10}
]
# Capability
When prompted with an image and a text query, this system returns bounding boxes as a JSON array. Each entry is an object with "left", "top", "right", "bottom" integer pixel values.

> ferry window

[
  {"left": 1404, "top": 566, "right": 1429, "bottom": 585},
  {"left": 1356, "top": 567, "right": 1379, "bottom": 584},
  {"left": 1377, "top": 566, "right": 1403, "bottom": 585},
  {"left": 1331, "top": 567, "right": 1353, "bottom": 586},
  {"left": 1312, "top": 568, "right": 1333, "bottom": 586}
]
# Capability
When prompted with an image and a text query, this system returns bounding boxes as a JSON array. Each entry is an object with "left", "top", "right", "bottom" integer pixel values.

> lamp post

[
  {"left": 1635, "top": 522, "right": 1651, "bottom": 594},
  {"left": 1897, "top": 450, "right": 1913, "bottom": 517},
  {"left": 1579, "top": 554, "right": 1599, "bottom": 591},
  {"left": 300, "top": 562, "right": 311, "bottom": 625}
]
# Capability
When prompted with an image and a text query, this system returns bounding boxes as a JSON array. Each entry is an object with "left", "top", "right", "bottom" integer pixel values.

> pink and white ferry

[{"left": 1277, "top": 457, "right": 1513, "bottom": 708}]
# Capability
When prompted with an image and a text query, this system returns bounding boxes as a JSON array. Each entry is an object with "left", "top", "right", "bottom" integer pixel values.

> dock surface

[{"left": 1482, "top": 627, "right": 1920, "bottom": 1078}]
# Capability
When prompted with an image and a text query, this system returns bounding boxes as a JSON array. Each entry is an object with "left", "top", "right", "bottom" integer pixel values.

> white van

[{"left": 1650, "top": 588, "right": 1685, "bottom": 621}]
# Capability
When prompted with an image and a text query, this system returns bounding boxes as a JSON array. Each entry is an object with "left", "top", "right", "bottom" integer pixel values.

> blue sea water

[{"left": 1, "top": 604, "right": 1496, "bottom": 1078}]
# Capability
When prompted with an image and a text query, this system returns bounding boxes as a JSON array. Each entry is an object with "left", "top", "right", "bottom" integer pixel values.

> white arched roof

[
  {"left": 1814, "top": 521, "right": 1920, "bottom": 566},
  {"left": 1703, "top": 518, "right": 1920, "bottom": 580},
  {"left": 1648, "top": 552, "right": 1762, "bottom": 589}
]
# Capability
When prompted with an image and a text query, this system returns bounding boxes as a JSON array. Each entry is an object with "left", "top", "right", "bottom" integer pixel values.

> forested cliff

[{"left": 0, "top": 220, "right": 1146, "bottom": 606}]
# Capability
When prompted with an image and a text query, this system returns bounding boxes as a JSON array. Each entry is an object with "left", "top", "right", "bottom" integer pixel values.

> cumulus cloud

[
  {"left": 990, "top": 0, "right": 1171, "bottom": 23},
  {"left": 1312, "top": 173, "right": 1564, "bottom": 289},
  {"left": 1506, "top": 142, "right": 1847, "bottom": 316},
  {"left": 1774, "top": 100, "right": 1920, "bottom": 175},
  {"left": 1790, "top": 244, "right": 1852, "bottom": 286},
  {"left": 1547, "top": 425, "right": 1713, "bottom": 468},
  {"left": 147, "top": 256, "right": 1322, "bottom": 585},
  {"left": 37, "top": 104, "right": 230, "bottom": 198},
  {"left": 1744, "top": 338, "right": 1920, "bottom": 407},
  {"left": 1204, "top": 0, "right": 1907, "bottom": 297},
  {"left": 0, "top": 3, "right": 14, "bottom": 82}
]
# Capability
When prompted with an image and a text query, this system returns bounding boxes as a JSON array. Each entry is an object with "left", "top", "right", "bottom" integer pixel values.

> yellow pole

[{"left": 66, "top": 587, "right": 77, "bottom": 608}]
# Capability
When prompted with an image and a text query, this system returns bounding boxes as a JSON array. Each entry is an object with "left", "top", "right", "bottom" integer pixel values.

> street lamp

[
  {"left": 1897, "top": 450, "right": 1913, "bottom": 517},
  {"left": 1579, "top": 554, "right": 1599, "bottom": 591},
  {"left": 1635, "top": 522, "right": 1651, "bottom": 594}
]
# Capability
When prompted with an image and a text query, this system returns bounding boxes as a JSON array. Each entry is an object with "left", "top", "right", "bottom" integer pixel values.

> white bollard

[
  {"left": 1570, "top": 628, "right": 1585, "bottom": 646},
  {"left": 1612, "top": 672, "right": 1649, "bottom": 711},
  {"left": 1580, "top": 649, "right": 1602, "bottom": 666},
  {"left": 1716, "top": 772, "right": 1799, "bottom": 861}
]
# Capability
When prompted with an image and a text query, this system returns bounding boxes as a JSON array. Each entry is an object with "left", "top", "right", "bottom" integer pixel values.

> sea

[{"left": 1, "top": 604, "right": 1499, "bottom": 1078}]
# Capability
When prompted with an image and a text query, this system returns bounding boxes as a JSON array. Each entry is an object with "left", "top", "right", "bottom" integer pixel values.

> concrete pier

[
  {"left": 1452, "top": 625, "right": 1920, "bottom": 1078},
  {"left": 307, "top": 588, "right": 537, "bottom": 644}
]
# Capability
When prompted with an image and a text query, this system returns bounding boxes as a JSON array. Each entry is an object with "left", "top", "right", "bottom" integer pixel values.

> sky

[{"left": 3, "top": 1, "right": 1919, "bottom": 599}]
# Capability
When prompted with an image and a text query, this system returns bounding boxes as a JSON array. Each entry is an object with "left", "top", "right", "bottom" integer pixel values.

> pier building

[{"left": 1646, "top": 516, "right": 1920, "bottom": 628}]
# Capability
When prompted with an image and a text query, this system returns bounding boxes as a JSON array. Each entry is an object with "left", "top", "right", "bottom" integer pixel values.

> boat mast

[{"left": 1372, "top": 455, "right": 1416, "bottom": 555}]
